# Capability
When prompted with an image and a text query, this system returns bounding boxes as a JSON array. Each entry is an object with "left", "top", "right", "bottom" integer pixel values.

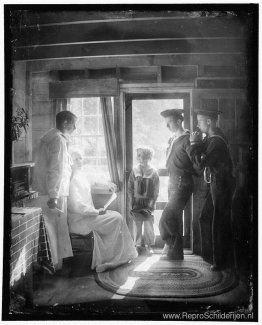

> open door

[{"left": 125, "top": 92, "right": 192, "bottom": 249}]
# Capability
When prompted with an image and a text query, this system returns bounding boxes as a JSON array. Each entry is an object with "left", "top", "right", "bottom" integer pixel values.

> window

[{"left": 68, "top": 97, "right": 110, "bottom": 181}]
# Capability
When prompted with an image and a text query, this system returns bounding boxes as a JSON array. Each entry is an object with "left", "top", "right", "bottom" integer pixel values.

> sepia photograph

[{"left": 3, "top": 3, "right": 258, "bottom": 321}]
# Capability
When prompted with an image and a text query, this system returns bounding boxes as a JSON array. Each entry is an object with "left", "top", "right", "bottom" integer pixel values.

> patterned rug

[{"left": 95, "top": 255, "right": 238, "bottom": 298}]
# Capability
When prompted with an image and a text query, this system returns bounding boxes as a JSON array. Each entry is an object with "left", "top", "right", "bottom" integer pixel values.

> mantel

[{"left": 11, "top": 162, "right": 35, "bottom": 168}]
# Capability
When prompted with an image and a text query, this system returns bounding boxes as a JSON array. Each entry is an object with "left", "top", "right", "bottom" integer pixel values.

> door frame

[{"left": 120, "top": 85, "right": 193, "bottom": 248}]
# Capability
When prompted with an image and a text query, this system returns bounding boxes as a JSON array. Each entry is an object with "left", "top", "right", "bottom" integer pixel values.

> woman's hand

[
  {"left": 98, "top": 208, "right": 106, "bottom": 215},
  {"left": 107, "top": 182, "right": 118, "bottom": 192}
]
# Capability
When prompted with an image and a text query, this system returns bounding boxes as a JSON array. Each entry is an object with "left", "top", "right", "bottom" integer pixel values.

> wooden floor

[{"left": 25, "top": 250, "right": 252, "bottom": 320}]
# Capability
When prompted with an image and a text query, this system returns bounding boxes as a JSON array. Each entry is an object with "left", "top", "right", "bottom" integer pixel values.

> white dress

[{"left": 67, "top": 171, "right": 138, "bottom": 272}]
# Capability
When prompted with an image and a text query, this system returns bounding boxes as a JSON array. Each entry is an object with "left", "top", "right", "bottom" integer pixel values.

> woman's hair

[
  {"left": 69, "top": 147, "right": 83, "bottom": 160},
  {"left": 136, "top": 145, "right": 154, "bottom": 161}
]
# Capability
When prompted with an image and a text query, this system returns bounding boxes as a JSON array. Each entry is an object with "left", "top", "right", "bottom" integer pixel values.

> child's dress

[{"left": 128, "top": 165, "right": 160, "bottom": 247}]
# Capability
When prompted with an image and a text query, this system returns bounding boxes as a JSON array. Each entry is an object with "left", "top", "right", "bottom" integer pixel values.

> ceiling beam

[
  {"left": 17, "top": 38, "right": 243, "bottom": 49},
  {"left": 9, "top": 9, "right": 251, "bottom": 26},
  {"left": 13, "top": 39, "right": 244, "bottom": 61},
  {"left": 12, "top": 18, "right": 246, "bottom": 47},
  {"left": 49, "top": 78, "right": 119, "bottom": 98},
  {"left": 26, "top": 54, "right": 245, "bottom": 71}
]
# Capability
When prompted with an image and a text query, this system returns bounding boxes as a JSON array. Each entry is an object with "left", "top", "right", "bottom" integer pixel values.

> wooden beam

[
  {"left": 157, "top": 66, "right": 162, "bottom": 83},
  {"left": 121, "top": 82, "right": 195, "bottom": 90},
  {"left": 196, "top": 78, "right": 246, "bottom": 88},
  {"left": 120, "top": 66, "right": 157, "bottom": 81},
  {"left": 12, "top": 18, "right": 246, "bottom": 47},
  {"left": 26, "top": 54, "right": 246, "bottom": 72},
  {"left": 49, "top": 78, "right": 119, "bottom": 98},
  {"left": 13, "top": 39, "right": 244, "bottom": 61},
  {"left": 162, "top": 65, "right": 197, "bottom": 80},
  {"left": 10, "top": 10, "right": 251, "bottom": 26},
  {"left": 198, "top": 64, "right": 241, "bottom": 77}
]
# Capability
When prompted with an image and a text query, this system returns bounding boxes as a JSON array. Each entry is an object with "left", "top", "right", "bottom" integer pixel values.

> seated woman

[{"left": 67, "top": 150, "right": 138, "bottom": 273}]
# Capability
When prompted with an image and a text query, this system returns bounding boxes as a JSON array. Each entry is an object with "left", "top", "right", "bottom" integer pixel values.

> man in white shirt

[{"left": 34, "top": 110, "right": 77, "bottom": 271}]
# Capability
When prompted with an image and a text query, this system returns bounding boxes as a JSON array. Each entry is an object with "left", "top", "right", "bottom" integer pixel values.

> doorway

[{"left": 125, "top": 92, "right": 192, "bottom": 249}]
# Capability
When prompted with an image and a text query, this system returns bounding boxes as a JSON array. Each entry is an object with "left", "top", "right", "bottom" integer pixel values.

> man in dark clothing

[
  {"left": 159, "top": 109, "right": 195, "bottom": 260},
  {"left": 187, "top": 109, "right": 235, "bottom": 271}
]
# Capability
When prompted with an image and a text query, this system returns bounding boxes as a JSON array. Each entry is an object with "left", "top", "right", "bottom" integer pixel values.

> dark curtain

[{"left": 100, "top": 97, "right": 120, "bottom": 189}]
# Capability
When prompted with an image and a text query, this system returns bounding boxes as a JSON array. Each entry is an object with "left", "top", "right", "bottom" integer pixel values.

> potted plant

[{"left": 11, "top": 107, "right": 29, "bottom": 141}]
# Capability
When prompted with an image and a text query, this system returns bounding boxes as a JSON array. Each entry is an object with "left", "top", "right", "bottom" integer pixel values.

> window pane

[
  {"left": 69, "top": 97, "right": 110, "bottom": 181},
  {"left": 97, "top": 136, "right": 106, "bottom": 157},
  {"left": 83, "top": 158, "right": 97, "bottom": 166},
  {"left": 98, "top": 115, "right": 104, "bottom": 134},
  {"left": 98, "top": 158, "right": 108, "bottom": 166},
  {"left": 70, "top": 136, "right": 82, "bottom": 147},
  {"left": 83, "top": 97, "right": 99, "bottom": 115},
  {"left": 82, "top": 117, "right": 98, "bottom": 135},
  {"left": 82, "top": 137, "right": 97, "bottom": 157},
  {"left": 70, "top": 98, "right": 82, "bottom": 116},
  {"left": 74, "top": 117, "right": 83, "bottom": 135}
]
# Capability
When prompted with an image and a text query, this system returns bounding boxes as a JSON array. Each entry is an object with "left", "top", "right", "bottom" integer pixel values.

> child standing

[{"left": 128, "top": 146, "right": 160, "bottom": 255}]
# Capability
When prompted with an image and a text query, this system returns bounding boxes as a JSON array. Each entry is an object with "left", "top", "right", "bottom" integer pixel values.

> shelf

[{"left": 11, "top": 162, "right": 35, "bottom": 168}]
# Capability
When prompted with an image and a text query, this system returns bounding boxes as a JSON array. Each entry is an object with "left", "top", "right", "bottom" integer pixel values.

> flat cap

[
  {"left": 160, "top": 109, "right": 184, "bottom": 120},
  {"left": 194, "top": 109, "right": 222, "bottom": 119}
]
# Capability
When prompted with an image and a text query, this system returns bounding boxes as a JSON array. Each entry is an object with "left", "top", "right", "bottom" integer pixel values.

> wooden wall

[
  {"left": 30, "top": 72, "right": 58, "bottom": 162},
  {"left": 12, "top": 61, "right": 30, "bottom": 163}
]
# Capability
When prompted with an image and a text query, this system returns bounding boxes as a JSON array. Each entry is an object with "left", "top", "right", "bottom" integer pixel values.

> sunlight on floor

[
  {"left": 134, "top": 254, "right": 161, "bottom": 272},
  {"left": 153, "top": 210, "right": 161, "bottom": 236},
  {"left": 112, "top": 255, "right": 161, "bottom": 300},
  {"left": 118, "top": 276, "right": 139, "bottom": 291}
]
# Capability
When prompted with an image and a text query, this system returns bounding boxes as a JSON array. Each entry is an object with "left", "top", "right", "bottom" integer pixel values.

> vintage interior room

[{"left": 5, "top": 5, "right": 257, "bottom": 320}]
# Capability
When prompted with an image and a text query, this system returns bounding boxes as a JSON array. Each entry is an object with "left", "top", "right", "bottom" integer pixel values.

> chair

[{"left": 70, "top": 232, "right": 94, "bottom": 254}]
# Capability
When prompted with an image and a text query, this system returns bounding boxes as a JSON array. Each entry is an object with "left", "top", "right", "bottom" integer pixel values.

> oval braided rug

[{"left": 95, "top": 255, "right": 238, "bottom": 298}]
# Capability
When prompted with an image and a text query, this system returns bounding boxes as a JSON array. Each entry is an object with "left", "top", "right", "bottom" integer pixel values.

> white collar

[{"left": 133, "top": 164, "right": 155, "bottom": 178}]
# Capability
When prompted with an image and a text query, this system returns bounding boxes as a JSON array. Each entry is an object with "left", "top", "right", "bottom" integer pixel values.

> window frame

[{"left": 67, "top": 97, "right": 110, "bottom": 175}]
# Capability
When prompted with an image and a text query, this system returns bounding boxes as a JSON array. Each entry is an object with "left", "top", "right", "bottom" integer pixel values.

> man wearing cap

[
  {"left": 188, "top": 109, "right": 235, "bottom": 271},
  {"left": 159, "top": 109, "right": 195, "bottom": 260}
]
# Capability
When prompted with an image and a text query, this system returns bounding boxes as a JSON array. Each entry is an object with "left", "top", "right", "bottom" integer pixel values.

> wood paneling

[
  {"left": 31, "top": 71, "right": 57, "bottom": 82},
  {"left": 49, "top": 78, "right": 119, "bottom": 98},
  {"left": 32, "top": 100, "right": 53, "bottom": 115},
  {"left": 120, "top": 67, "right": 157, "bottom": 81},
  {"left": 13, "top": 138, "right": 27, "bottom": 164},
  {"left": 32, "top": 116, "right": 53, "bottom": 131},
  {"left": 162, "top": 66, "right": 197, "bottom": 80},
  {"left": 201, "top": 65, "right": 240, "bottom": 77},
  {"left": 196, "top": 78, "right": 246, "bottom": 89},
  {"left": 31, "top": 72, "right": 57, "bottom": 161},
  {"left": 32, "top": 82, "right": 50, "bottom": 101},
  {"left": 12, "top": 61, "right": 29, "bottom": 163}
]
